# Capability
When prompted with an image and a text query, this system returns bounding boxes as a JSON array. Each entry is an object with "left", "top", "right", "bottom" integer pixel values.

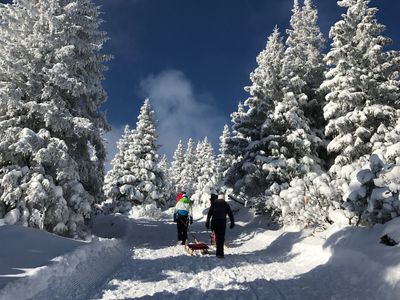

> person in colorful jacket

[
  {"left": 176, "top": 191, "right": 185, "bottom": 202},
  {"left": 173, "top": 192, "right": 193, "bottom": 245}
]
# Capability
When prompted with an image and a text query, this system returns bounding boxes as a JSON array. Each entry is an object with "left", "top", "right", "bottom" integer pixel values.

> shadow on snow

[{"left": 94, "top": 215, "right": 400, "bottom": 300}]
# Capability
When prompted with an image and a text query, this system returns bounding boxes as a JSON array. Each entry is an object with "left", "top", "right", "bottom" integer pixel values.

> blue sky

[
  {"left": 93, "top": 0, "right": 400, "bottom": 166},
  {"left": 1, "top": 0, "right": 400, "bottom": 166}
]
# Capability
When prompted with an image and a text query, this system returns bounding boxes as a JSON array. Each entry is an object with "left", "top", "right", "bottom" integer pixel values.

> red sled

[{"left": 185, "top": 241, "right": 209, "bottom": 255}]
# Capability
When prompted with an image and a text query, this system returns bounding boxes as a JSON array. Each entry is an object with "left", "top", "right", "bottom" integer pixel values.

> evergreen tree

[
  {"left": 158, "top": 154, "right": 173, "bottom": 206},
  {"left": 171, "top": 140, "right": 185, "bottom": 194},
  {"left": 192, "top": 137, "right": 217, "bottom": 207},
  {"left": 0, "top": 0, "right": 109, "bottom": 238},
  {"left": 180, "top": 139, "right": 197, "bottom": 196},
  {"left": 265, "top": 0, "right": 330, "bottom": 227},
  {"left": 103, "top": 125, "right": 135, "bottom": 212},
  {"left": 321, "top": 0, "right": 400, "bottom": 224},
  {"left": 216, "top": 125, "right": 234, "bottom": 188},
  {"left": 274, "top": 0, "right": 325, "bottom": 171},
  {"left": 226, "top": 27, "right": 286, "bottom": 199},
  {"left": 104, "top": 100, "right": 165, "bottom": 212},
  {"left": 227, "top": 102, "right": 248, "bottom": 158}
]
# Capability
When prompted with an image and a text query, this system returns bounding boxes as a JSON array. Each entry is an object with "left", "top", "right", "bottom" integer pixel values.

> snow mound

[
  {"left": 0, "top": 224, "right": 83, "bottom": 290},
  {"left": 381, "top": 217, "right": 400, "bottom": 244},
  {"left": 128, "top": 203, "right": 162, "bottom": 219}
]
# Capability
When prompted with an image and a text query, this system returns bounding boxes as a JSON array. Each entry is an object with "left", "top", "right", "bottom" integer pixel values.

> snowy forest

[
  {"left": 2, "top": 0, "right": 400, "bottom": 299},
  {"left": 1, "top": 0, "right": 400, "bottom": 238}
]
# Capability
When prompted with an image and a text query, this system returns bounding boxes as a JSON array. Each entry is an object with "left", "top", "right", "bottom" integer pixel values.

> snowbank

[
  {"left": 0, "top": 224, "right": 83, "bottom": 290},
  {"left": 0, "top": 214, "right": 133, "bottom": 300}
]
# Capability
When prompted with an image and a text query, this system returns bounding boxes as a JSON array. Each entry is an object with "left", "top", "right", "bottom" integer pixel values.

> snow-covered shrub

[
  {"left": 129, "top": 203, "right": 162, "bottom": 219},
  {"left": 380, "top": 217, "right": 400, "bottom": 246},
  {"left": 266, "top": 158, "right": 341, "bottom": 228},
  {"left": 343, "top": 154, "right": 400, "bottom": 225}
]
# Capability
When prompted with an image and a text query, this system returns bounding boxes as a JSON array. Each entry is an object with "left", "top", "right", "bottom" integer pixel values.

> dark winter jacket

[{"left": 206, "top": 197, "right": 234, "bottom": 227}]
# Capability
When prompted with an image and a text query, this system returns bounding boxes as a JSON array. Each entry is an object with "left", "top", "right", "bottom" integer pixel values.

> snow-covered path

[
  {"left": 88, "top": 211, "right": 400, "bottom": 300},
  {"left": 1, "top": 209, "right": 400, "bottom": 300}
]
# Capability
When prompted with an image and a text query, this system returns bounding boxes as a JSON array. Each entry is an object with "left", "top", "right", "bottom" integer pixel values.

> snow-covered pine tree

[
  {"left": 0, "top": 0, "right": 109, "bottom": 238},
  {"left": 224, "top": 102, "right": 247, "bottom": 191},
  {"left": 270, "top": 0, "right": 332, "bottom": 227},
  {"left": 180, "top": 139, "right": 197, "bottom": 196},
  {"left": 216, "top": 125, "right": 234, "bottom": 189},
  {"left": 225, "top": 27, "right": 286, "bottom": 201},
  {"left": 158, "top": 154, "right": 174, "bottom": 206},
  {"left": 171, "top": 140, "right": 185, "bottom": 195},
  {"left": 298, "top": 0, "right": 327, "bottom": 134},
  {"left": 192, "top": 137, "right": 217, "bottom": 207},
  {"left": 103, "top": 125, "right": 136, "bottom": 213},
  {"left": 321, "top": 0, "right": 400, "bottom": 219},
  {"left": 104, "top": 99, "right": 165, "bottom": 212},
  {"left": 274, "top": 0, "right": 325, "bottom": 172},
  {"left": 194, "top": 140, "right": 202, "bottom": 185}
]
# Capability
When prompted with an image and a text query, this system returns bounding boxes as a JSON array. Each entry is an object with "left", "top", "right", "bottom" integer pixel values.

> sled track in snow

[
  {"left": 228, "top": 251, "right": 285, "bottom": 300},
  {"left": 228, "top": 244, "right": 286, "bottom": 300}
]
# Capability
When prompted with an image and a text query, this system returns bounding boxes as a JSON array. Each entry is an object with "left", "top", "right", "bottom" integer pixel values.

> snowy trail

[
  {"left": 91, "top": 218, "right": 284, "bottom": 300},
  {"left": 89, "top": 212, "right": 400, "bottom": 300},
  {"left": 88, "top": 214, "right": 332, "bottom": 300},
  {"left": 2, "top": 211, "right": 400, "bottom": 299}
]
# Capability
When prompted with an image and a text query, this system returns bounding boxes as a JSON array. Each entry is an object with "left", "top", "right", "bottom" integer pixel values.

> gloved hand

[
  {"left": 189, "top": 216, "right": 193, "bottom": 224},
  {"left": 205, "top": 222, "right": 210, "bottom": 230},
  {"left": 173, "top": 213, "right": 177, "bottom": 222},
  {"left": 230, "top": 222, "right": 235, "bottom": 229}
]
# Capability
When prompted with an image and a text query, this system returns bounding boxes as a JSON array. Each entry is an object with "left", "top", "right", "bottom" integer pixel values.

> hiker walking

[
  {"left": 209, "top": 194, "right": 218, "bottom": 246},
  {"left": 176, "top": 191, "right": 185, "bottom": 202},
  {"left": 173, "top": 192, "right": 193, "bottom": 245},
  {"left": 206, "top": 193, "right": 234, "bottom": 258}
]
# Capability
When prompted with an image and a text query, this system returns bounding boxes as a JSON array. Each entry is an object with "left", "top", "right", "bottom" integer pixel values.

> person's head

[
  {"left": 218, "top": 193, "right": 225, "bottom": 200},
  {"left": 210, "top": 193, "right": 218, "bottom": 203}
]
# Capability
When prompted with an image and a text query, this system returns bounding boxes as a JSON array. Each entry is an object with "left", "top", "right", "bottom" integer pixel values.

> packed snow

[{"left": 1, "top": 205, "right": 399, "bottom": 300}]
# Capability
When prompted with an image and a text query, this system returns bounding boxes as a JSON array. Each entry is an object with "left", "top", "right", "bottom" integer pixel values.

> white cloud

[{"left": 140, "top": 70, "right": 227, "bottom": 158}]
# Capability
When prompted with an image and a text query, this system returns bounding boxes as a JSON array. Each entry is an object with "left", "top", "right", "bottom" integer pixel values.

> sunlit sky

[
  {"left": 93, "top": 0, "right": 400, "bottom": 165},
  {"left": 2, "top": 0, "right": 400, "bottom": 166}
]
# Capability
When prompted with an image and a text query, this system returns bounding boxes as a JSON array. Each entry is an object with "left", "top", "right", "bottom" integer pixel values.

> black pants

[
  {"left": 177, "top": 215, "right": 188, "bottom": 244},
  {"left": 212, "top": 219, "right": 226, "bottom": 257}
]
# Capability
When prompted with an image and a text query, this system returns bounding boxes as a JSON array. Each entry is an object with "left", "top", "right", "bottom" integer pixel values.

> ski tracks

[{"left": 228, "top": 245, "right": 287, "bottom": 300}]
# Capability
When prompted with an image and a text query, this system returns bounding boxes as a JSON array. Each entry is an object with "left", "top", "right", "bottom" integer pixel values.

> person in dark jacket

[
  {"left": 206, "top": 193, "right": 234, "bottom": 258},
  {"left": 209, "top": 194, "right": 218, "bottom": 245}
]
